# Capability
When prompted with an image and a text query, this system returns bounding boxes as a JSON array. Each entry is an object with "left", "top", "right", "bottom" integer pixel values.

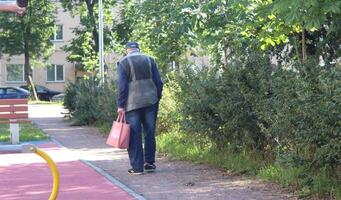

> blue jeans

[{"left": 125, "top": 103, "right": 158, "bottom": 171}]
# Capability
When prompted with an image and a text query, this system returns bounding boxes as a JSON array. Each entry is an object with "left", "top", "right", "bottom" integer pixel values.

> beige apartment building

[{"left": 0, "top": 3, "right": 80, "bottom": 92}]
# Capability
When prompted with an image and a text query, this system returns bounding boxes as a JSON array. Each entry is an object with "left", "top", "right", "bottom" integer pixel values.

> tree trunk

[
  {"left": 85, "top": 0, "right": 100, "bottom": 78},
  {"left": 293, "top": 34, "right": 300, "bottom": 62},
  {"left": 301, "top": 29, "right": 307, "bottom": 64},
  {"left": 28, "top": 75, "right": 38, "bottom": 100},
  {"left": 22, "top": 19, "right": 39, "bottom": 101},
  {"left": 174, "top": 60, "right": 180, "bottom": 77},
  {"left": 104, "top": 62, "right": 108, "bottom": 78},
  {"left": 24, "top": 43, "right": 39, "bottom": 101},
  {"left": 215, "top": 47, "right": 221, "bottom": 67},
  {"left": 223, "top": 38, "right": 229, "bottom": 69},
  {"left": 85, "top": 0, "right": 99, "bottom": 52}
]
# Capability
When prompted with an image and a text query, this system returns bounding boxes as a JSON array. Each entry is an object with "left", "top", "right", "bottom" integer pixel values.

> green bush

[
  {"left": 157, "top": 72, "right": 182, "bottom": 134},
  {"left": 63, "top": 78, "right": 118, "bottom": 125},
  {"left": 158, "top": 55, "right": 340, "bottom": 198},
  {"left": 63, "top": 82, "right": 77, "bottom": 113},
  {"left": 173, "top": 65, "right": 225, "bottom": 149},
  {"left": 172, "top": 54, "right": 273, "bottom": 153},
  {"left": 167, "top": 56, "right": 340, "bottom": 172},
  {"left": 270, "top": 63, "right": 341, "bottom": 174},
  {"left": 216, "top": 55, "right": 274, "bottom": 153},
  {"left": 95, "top": 81, "right": 119, "bottom": 123}
]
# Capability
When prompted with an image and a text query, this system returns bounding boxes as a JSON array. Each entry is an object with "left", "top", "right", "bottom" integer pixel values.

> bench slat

[
  {"left": 0, "top": 106, "right": 28, "bottom": 112},
  {"left": 0, "top": 98, "right": 29, "bottom": 144},
  {"left": 0, "top": 99, "right": 28, "bottom": 105},
  {"left": 0, "top": 119, "right": 31, "bottom": 124},
  {"left": 0, "top": 113, "right": 28, "bottom": 119}
]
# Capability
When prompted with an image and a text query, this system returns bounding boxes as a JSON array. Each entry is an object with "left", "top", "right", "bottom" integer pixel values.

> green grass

[
  {"left": 0, "top": 123, "right": 49, "bottom": 142},
  {"left": 312, "top": 173, "right": 341, "bottom": 200},
  {"left": 259, "top": 165, "right": 341, "bottom": 199},
  {"left": 28, "top": 100, "right": 63, "bottom": 106},
  {"left": 157, "top": 131, "right": 262, "bottom": 175},
  {"left": 95, "top": 122, "right": 112, "bottom": 137},
  {"left": 157, "top": 131, "right": 341, "bottom": 199},
  {"left": 259, "top": 165, "right": 304, "bottom": 188}
]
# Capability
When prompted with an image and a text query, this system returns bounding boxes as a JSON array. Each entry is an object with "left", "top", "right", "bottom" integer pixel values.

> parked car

[
  {"left": 51, "top": 93, "right": 65, "bottom": 102},
  {"left": 20, "top": 85, "right": 61, "bottom": 101},
  {"left": 0, "top": 86, "right": 30, "bottom": 99}
]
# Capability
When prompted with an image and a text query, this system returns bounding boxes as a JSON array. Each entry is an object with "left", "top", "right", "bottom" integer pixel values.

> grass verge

[
  {"left": 0, "top": 123, "right": 49, "bottom": 142},
  {"left": 28, "top": 100, "right": 63, "bottom": 106},
  {"left": 157, "top": 131, "right": 262, "bottom": 175},
  {"left": 259, "top": 165, "right": 341, "bottom": 199},
  {"left": 95, "top": 122, "right": 112, "bottom": 137},
  {"left": 94, "top": 122, "right": 340, "bottom": 199},
  {"left": 157, "top": 131, "right": 341, "bottom": 199}
]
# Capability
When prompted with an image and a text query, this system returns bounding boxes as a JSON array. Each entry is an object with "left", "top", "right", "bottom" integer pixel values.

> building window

[
  {"left": 51, "top": 25, "right": 63, "bottom": 41},
  {"left": 6, "top": 64, "right": 25, "bottom": 82},
  {"left": 47, "top": 64, "right": 64, "bottom": 82}
]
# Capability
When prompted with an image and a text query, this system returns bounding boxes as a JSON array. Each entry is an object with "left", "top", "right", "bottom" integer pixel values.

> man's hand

[
  {"left": 16, "top": 8, "right": 25, "bottom": 16},
  {"left": 117, "top": 108, "right": 125, "bottom": 115}
]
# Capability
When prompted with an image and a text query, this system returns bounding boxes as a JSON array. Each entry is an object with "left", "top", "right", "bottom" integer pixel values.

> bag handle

[{"left": 117, "top": 112, "right": 127, "bottom": 123}]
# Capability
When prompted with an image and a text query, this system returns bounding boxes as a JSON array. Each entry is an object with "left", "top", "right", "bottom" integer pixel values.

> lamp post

[{"left": 98, "top": 0, "right": 104, "bottom": 85}]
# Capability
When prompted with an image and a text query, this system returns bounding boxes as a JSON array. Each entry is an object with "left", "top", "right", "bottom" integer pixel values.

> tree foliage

[
  {"left": 113, "top": 0, "right": 197, "bottom": 71},
  {"left": 59, "top": 0, "right": 117, "bottom": 72},
  {"left": 0, "top": 0, "right": 56, "bottom": 82}
]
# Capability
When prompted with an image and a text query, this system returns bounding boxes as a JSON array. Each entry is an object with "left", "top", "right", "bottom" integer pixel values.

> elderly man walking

[{"left": 117, "top": 42, "right": 163, "bottom": 175}]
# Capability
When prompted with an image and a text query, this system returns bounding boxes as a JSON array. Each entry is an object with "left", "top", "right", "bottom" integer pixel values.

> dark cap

[{"left": 125, "top": 42, "right": 139, "bottom": 49}]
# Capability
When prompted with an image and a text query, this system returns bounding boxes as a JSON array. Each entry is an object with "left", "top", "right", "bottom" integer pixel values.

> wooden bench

[{"left": 0, "top": 99, "right": 29, "bottom": 144}]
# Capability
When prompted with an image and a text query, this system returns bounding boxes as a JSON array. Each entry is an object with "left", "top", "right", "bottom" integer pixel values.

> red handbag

[{"left": 106, "top": 112, "right": 130, "bottom": 149}]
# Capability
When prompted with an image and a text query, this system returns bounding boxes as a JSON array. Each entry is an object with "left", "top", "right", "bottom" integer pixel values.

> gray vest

[{"left": 125, "top": 54, "right": 158, "bottom": 112}]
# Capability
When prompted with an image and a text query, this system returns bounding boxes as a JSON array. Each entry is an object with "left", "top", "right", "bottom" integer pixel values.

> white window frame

[
  {"left": 51, "top": 24, "right": 63, "bottom": 41},
  {"left": 5, "top": 64, "right": 25, "bottom": 83},
  {"left": 46, "top": 64, "right": 65, "bottom": 82}
]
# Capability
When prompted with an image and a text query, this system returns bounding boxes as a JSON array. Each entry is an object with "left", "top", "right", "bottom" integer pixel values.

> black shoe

[
  {"left": 128, "top": 168, "right": 144, "bottom": 175},
  {"left": 144, "top": 163, "right": 156, "bottom": 172}
]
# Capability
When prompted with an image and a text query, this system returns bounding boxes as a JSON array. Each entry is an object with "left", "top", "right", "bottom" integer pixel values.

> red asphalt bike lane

[{"left": 0, "top": 142, "right": 133, "bottom": 200}]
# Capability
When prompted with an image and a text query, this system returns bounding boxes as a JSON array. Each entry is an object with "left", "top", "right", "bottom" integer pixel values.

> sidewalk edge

[{"left": 81, "top": 160, "right": 146, "bottom": 200}]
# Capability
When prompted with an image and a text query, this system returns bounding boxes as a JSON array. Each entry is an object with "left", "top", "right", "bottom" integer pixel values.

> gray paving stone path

[{"left": 29, "top": 105, "right": 296, "bottom": 200}]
